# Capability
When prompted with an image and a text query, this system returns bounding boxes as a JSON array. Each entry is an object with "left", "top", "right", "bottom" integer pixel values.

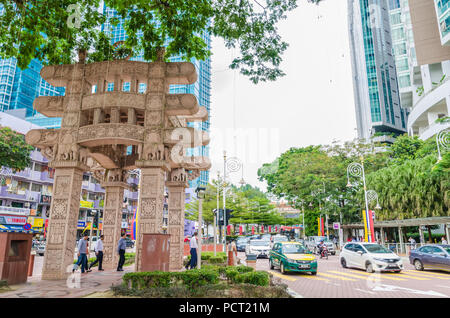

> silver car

[
  {"left": 305, "top": 236, "right": 335, "bottom": 255},
  {"left": 245, "top": 239, "right": 271, "bottom": 258}
]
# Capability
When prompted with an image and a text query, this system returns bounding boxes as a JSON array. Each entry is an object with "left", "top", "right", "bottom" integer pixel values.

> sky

[{"left": 208, "top": 0, "right": 357, "bottom": 192}]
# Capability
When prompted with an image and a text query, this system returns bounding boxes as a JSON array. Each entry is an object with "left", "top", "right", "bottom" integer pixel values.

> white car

[
  {"left": 271, "top": 235, "right": 289, "bottom": 248},
  {"left": 246, "top": 239, "right": 271, "bottom": 258},
  {"left": 340, "top": 242, "right": 404, "bottom": 273}
]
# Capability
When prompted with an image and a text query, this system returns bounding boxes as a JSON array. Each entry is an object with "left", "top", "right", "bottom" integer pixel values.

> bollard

[
  {"left": 246, "top": 254, "right": 257, "bottom": 270},
  {"left": 28, "top": 251, "right": 36, "bottom": 277}
]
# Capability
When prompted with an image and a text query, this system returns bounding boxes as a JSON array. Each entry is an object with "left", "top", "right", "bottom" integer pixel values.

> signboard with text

[
  {"left": 80, "top": 201, "right": 94, "bottom": 208},
  {"left": 41, "top": 195, "right": 52, "bottom": 204},
  {"left": 0, "top": 215, "right": 27, "bottom": 225}
]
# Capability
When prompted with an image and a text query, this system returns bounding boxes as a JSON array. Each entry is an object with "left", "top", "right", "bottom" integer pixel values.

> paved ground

[
  {"left": 0, "top": 254, "right": 134, "bottom": 298},
  {"left": 244, "top": 252, "right": 450, "bottom": 298}
]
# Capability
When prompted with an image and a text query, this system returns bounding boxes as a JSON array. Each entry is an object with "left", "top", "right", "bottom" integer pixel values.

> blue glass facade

[{"left": 102, "top": 6, "right": 211, "bottom": 187}]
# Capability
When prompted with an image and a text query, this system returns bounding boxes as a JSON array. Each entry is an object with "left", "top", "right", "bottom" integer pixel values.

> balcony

[
  {"left": 0, "top": 206, "right": 31, "bottom": 216},
  {"left": 419, "top": 122, "right": 450, "bottom": 140},
  {"left": 0, "top": 187, "right": 40, "bottom": 202},
  {"left": 408, "top": 77, "right": 450, "bottom": 129}
]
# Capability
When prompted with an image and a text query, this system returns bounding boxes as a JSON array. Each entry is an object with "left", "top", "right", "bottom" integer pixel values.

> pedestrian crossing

[{"left": 269, "top": 268, "right": 449, "bottom": 283}]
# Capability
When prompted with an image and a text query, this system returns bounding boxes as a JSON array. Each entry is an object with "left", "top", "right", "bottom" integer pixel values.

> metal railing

[{"left": 0, "top": 206, "right": 31, "bottom": 215}]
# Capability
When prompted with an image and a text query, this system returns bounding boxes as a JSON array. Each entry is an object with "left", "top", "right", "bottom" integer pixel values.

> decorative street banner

[
  {"left": 317, "top": 217, "right": 324, "bottom": 236},
  {"left": 227, "top": 225, "right": 231, "bottom": 235},
  {"left": 261, "top": 225, "right": 264, "bottom": 233},
  {"left": 268, "top": 226, "right": 271, "bottom": 233},
  {"left": 362, "top": 210, "right": 375, "bottom": 242},
  {"left": 239, "top": 225, "right": 243, "bottom": 235},
  {"left": 251, "top": 226, "right": 255, "bottom": 235}
]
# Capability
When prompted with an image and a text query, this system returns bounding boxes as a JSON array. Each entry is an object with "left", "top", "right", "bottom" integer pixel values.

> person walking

[
  {"left": 73, "top": 233, "right": 91, "bottom": 274},
  {"left": 89, "top": 235, "right": 104, "bottom": 271},
  {"left": 186, "top": 232, "right": 198, "bottom": 270},
  {"left": 117, "top": 233, "right": 127, "bottom": 272},
  {"left": 442, "top": 236, "right": 448, "bottom": 244}
]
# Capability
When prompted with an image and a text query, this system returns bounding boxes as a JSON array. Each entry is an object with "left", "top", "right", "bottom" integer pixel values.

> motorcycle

[{"left": 319, "top": 245, "right": 329, "bottom": 260}]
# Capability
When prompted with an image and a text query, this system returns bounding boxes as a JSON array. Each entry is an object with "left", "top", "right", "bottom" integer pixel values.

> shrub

[
  {"left": 209, "top": 256, "right": 225, "bottom": 264},
  {"left": 235, "top": 271, "right": 269, "bottom": 286},
  {"left": 122, "top": 269, "right": 220, "bottom": 291},
  {"left": 0, "top": 280, "right": 8, "bottom": 288}
]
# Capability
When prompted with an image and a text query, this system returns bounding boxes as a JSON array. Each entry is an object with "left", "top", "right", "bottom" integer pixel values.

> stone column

[
  {"left": 445, "top": 224, "right": 450, "bottom": 244},
  {"left": 380, "top": 227, "right": 385, "bottom": 245},
  {"left": 398, "top": 226, "right": 404, "bottom": 254},
  {"left": 166, "top": 180, "right": 188, "bottom": 271},
  {"left": 42, "top": 165, "right": 84, "bottom": 280},
  {"left": 100, "top": 181, "right": 129, "bottom": 270},
  {"left": 134, "top": 164, "right": 168, "bottom": 271}
]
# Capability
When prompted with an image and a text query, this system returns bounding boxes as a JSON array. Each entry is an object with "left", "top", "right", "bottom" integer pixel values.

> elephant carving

[
  {"left": 107, "top": 169, "right": 122, "bottom": 182},
  {"left": 171, "top": 168, "right": 187, "bottom": 182}
]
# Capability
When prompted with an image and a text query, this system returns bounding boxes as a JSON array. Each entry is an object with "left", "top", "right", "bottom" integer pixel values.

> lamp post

[
  {"left": 347, "top": 159, "right": 381, "bottom": 242},
  {"left": 195, "top": 186, "right": 206, "bottom": 269},
  {"left": 222, "top": 151, "right": 243, "bottom": 253},
  {"left": 215, "top": 171, "right": 220, "bottom": 256},
  {"left": 436, "top": 129, "right": 449, "bottom": 162}
]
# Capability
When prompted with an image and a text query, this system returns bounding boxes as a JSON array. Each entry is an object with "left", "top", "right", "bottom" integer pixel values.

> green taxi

[{"left": 269, "top": 241, "right": 317, "bottom": 275}]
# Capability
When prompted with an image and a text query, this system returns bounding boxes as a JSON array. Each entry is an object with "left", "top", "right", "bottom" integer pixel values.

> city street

[{"left": 243, "top": 252, "right": 450, "bottom": 298}]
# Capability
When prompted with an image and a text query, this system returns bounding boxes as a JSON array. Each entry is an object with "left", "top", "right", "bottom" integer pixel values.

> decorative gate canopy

[{"left": 25, "top": 51, "right": 211, "bottom": 279}]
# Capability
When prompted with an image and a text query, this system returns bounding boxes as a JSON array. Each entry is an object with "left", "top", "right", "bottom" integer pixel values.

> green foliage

[
  {"left": 0, "top": 0, "right": 318, "bottom": 84},
  {"left": 0, "top": 126, "right": 34, "bottom": 171},
  {"left": 122, "top": 268, "right": 220, "bottom": 291},
  {"left": 387, "top": 134, "right": 426, "bottom": 165},
  {"left": 0, "top": 280, "right": 8, "bottom": 288},
  {"left": 233, "top": 271, "right": 270, "bottom": 286}
]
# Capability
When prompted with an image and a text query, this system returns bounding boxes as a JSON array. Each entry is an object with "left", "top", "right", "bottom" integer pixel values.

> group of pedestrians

[{"left": 72, "top": 232, "right": 128, "bottom": 274}]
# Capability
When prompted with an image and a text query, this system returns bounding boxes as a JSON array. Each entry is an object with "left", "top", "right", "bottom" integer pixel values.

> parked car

[
  {"left": 305, "top": 236, "right": 335, "bottom": 255},
  {"left": 245, "top": 239, "right": 271, "bottom": 258},
  {"left": 236, "top": 237, "right": 249, "bottom": 252},
  {"left": 36, "top": 242, "right": 46, "bottom": 256},
  {"left": 89, "top": 236, "right": 99, "bottom": 251},
  {"left": 125, "top": 237, "right": 135, "bottom": 248},
  {"left": 340, "top": 242, "right": 404, "bottom": 273},
  {"left": 271, "top": 235, "right": 289, "bottom": 248},
  {"left": 409, "top": 244, "right": 450, "bottom": 272},
  {"left": 260, "top": 234, "right": 272, "bottom": 242},
  {"left": 269, "top": 241, "right": 317, "bottom": 275}
]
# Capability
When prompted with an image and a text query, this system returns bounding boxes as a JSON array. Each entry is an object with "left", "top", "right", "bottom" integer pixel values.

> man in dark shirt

[{"left": 117, "top": 233, "right": 127, "bottom": 271}]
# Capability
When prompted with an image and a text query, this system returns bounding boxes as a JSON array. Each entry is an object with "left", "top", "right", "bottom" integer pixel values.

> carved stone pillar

[
  {"left": 100, "top": 181, "right": 129, "bottom": 270},
  {"left": 134, "top": 164, "right": 168, "bottom": 271},
  {"left": 42, "top": 165, "right": 84, "bottom": 280},
  {"left": 166, "top": 179, "right": 188, "bottom": 271}
]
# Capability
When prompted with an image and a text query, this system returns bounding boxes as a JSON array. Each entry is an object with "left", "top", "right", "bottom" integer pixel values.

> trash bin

[
  {"left": 140, "top": 234, "right": 170, "bottom": 272},
  {"left": 0, "top": 232, "right": 33, "bottom": 285},
  {"left": 246, "top": 253, "right": 257, "bottom": 269}
]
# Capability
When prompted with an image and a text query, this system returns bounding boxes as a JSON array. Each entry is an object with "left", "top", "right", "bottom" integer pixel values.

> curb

[{"left": 286, "top": 287, "right": 303, "bottom": 298}]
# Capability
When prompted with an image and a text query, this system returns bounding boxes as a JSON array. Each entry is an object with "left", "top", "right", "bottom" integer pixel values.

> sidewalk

[{"left": 0, "top": 265, "right": 134, "bottom": 298}]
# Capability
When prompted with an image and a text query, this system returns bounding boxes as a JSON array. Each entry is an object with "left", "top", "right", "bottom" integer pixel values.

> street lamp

[
  {"left": 195, "top": 186, "right": 206, "bottom": 269},
  {"left": 223, "top": 151, "right": 243, "bottom": 253},
  {"left": 347, "top": 159, "right": 376, "bottom": 242},
  {"left": 436, "top": 129, "right": 449, "bottom": 162}
]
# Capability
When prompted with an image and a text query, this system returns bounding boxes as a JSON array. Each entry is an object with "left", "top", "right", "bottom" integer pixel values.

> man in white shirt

[
  {"left": 88, "top": 235, "right": 104, "bottom": 271},
  {"left": 185, "top": 232, "right": 198, "bottom": 270}
]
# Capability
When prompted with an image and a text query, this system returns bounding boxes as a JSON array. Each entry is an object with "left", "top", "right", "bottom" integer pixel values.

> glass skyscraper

[
  {"left": 348, "top": 0, "right": 408, "bottom": 141},
  {"left": 102, "top": 6, "right": 211, "bottom": 187},
  {"left": 435, "top": 0, "right": 450, "bottom": 45}
]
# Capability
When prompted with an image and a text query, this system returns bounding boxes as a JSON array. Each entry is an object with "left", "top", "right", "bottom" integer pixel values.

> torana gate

[{"left": 25, "top": 51, "right": 210, "bottom": 280}]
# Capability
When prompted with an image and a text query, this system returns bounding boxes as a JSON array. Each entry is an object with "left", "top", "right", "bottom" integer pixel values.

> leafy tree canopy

[
  {"left": 0, "top": 126, "right": 34, "bottom": 171},
  {"left": 0, "top": 0, "right": 321, "bottom": 83}
]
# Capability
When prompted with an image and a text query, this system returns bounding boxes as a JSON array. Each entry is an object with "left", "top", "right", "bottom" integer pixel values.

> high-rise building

[
  {"left": 348, "top": 0, "right": 408, "bottom": 141},
  {"left": 405, "top": 0, "right": 450, "bottom": 139},
  {"left": 435, "top": 0, "right": 450, "bottom": 46},
  {"left": 102, "top": 6, "right": 211, "bottom": 188}
]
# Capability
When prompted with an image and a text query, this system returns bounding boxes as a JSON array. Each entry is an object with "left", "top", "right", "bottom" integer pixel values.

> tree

[
  {"left": 0, "top": 0, "right": 321, "bottom": 84},
  {"left": 0, "top": 126, "right": 34, "bottom": 172}
]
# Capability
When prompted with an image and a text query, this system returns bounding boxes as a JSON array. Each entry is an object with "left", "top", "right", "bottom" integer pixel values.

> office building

[{"left": 348, "top": 0, "right": 409, "bottom": 142}]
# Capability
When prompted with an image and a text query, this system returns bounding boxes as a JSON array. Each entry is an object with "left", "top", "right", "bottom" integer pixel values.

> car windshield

[
  {"left": 442, "top": 246, "right": 450, "bottom": 253},
  {"left": 237, "top": 238, "right": 248, "bottom": 243},
  {"left": 282, "top": 244, "right": 307, "bottom": 254},
  {"left": 274, "top": 236, "right": 288, "bottom": 242},
  {"left": 250, "top": 240, "right": 269, "bottom": 246},
  {"left": 364, "top": 244, "right": 392, "bottom": 254}
]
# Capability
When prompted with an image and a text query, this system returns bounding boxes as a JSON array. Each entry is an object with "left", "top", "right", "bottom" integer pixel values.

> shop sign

[
  {"left": 0, "top": 215, "right": 27, "bottom": 225},
  {"left": 41, "top": 195, "right": 52, "bottom": 204},
  {"left": 77, "top": 221, "right": 86, "bottom": 229},
  {"left": 80, "top": 200, "right": 94, "bottom": 208}
]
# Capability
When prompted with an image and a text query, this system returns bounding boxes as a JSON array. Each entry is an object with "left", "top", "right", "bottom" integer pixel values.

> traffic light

[{"left": 214, "top": 209, "right": 234, "bottom": 226}]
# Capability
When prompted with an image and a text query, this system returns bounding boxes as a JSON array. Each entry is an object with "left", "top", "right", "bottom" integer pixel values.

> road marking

[
  {"left": 436, "top": 285, "right": 450, "bottom": 289},
  {"left": 404, "top": 270, "right": 450, "bottom": 278},
  {"left": 269, "top": 271, "right": 297, "bottom": 282},
  {"left": 355, "top": 288, "right": 376, "bottom": 295},
  {"left": 297, "top": 274, "right": 330, "bottom": 281},
  {"left": 347, "top": 270, "right": 408, "bottom": 281},
  {"left": 326, "top": 270, "right": 406, "bottom": 281},
  {"left": 318, "top": 272, "right": 357, "bottom": 281},
  {"left": 383, "top": 273, "right": 429, "bottom": 280},
  {"left": 371, "top": 284, "right": 448, "bottom": 298}
]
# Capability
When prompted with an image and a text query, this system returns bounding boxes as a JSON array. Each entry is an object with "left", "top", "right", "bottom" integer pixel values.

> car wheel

[
  {"left": 39, "top": 253, "right": 44, "bottom": 256},
  {"left": 311, "top": 271, "right": 317, "bottom": 275},
  {"left": 270, "top": 259, "right": 274, "bottom": 270},
  {"left": 414, "top": 259, "right": 424, "bottom": 271},
  {"left": 331, "top": 252, "right": 336, "bottom": 255},
  {"left": 280, "top": 262, "right": 286, "bottom": 274},
  {"left": 394, "top": 270, "right": 401, "bottom": 273},
  {"left": 366, "top": 262, "right": 374, "bottom": 273},
  {"left": 340, "top": 258, "right": 347, "bottom": 268}
]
